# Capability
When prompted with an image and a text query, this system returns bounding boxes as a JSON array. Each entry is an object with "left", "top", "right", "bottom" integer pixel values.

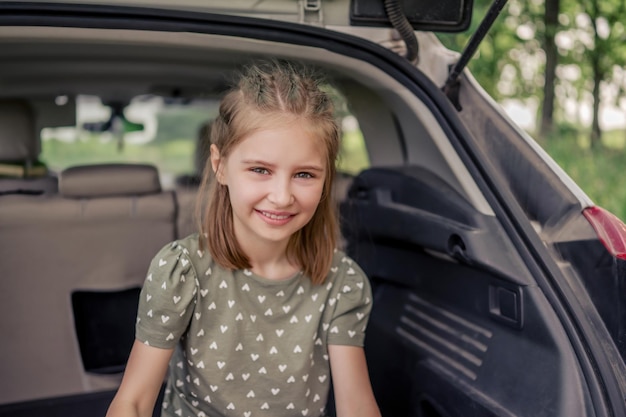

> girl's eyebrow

[
  {"left": 292, "top": 163, "right": 325, "bottom": 172},
  {"left": 239, "top": 159, "right": 273, "bottom": 168},
  {"left": 241, "top": 159, "right": 324, "bottom": 172},
  {"left": 240, "top": 159, "right": 276, "bottom": 169}
]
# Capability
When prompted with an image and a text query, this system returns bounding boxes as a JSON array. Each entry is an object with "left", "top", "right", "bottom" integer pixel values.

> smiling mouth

[{"left": 259, "top": 210, "right": 292, "bottom": 220}]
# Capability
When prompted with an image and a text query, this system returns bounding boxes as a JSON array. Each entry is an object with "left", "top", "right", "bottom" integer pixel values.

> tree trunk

[
  {"left": 590, "top": 55, "right": 602, "bottom": 148},
  {"left": 540, "top": 0, "right": 560, "bottom": 139},
  {"left": 588, "top": 0, "right": 603, "bottom": 148}
]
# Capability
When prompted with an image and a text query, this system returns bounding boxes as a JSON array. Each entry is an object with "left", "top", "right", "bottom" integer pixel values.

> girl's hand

[{"left": 328, "top": 345, "right": 382, "bottom": 417}]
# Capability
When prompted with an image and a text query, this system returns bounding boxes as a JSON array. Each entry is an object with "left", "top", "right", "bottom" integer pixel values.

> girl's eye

[
  {"left": 251, "top": 167, "right": 270, "bottom": 175},
  {"left": 295, "top": 172, "right": 314, "bottom": 179}
]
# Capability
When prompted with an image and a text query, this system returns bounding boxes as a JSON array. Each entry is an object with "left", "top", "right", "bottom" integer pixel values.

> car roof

[
  {"left": 0, "top": 0, "right": 352, "bottom": 25},
  {"left": 0, "top": 0, "right": 474, "bottom": 32}
]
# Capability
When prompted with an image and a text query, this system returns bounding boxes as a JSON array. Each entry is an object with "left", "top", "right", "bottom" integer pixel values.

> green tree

[
  {"left": 559, "top": 0, "right": 626, "bottom": 146},
  {"left": 438, "top": 0, "right": 544, "bottom": 106},
  {"left": 440, "top": 0, "right": 626, "bottom": 144},
  {"left": 540, "top": 0, "right": 561, "bottom": 137}
]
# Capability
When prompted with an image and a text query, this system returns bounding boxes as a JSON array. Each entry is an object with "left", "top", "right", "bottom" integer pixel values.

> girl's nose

[{"left": 268, "top": 177, "right": 294, "bottom": 207}]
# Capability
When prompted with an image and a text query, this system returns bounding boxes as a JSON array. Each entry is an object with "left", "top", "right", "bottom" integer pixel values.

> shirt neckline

[{"left": 236, "top": 268, "right": 304, "bottom": 286}]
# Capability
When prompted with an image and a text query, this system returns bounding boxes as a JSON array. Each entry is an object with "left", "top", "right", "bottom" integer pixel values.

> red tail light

[{"left": 583, "top": 206, "right": 626, "bottom": 260}]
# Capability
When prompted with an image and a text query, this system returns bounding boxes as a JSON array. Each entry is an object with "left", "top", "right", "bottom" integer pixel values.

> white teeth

[{"left": 262, "top": 211, "right": 290, "bottom": 220}]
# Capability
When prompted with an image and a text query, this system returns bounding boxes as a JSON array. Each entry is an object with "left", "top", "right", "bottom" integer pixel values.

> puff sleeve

[
  {"left": 135, "top": 241, "right": 198, "bottom": 349},
  {"left": 327, "top": 256, "right": 373, "bottom": 347}
]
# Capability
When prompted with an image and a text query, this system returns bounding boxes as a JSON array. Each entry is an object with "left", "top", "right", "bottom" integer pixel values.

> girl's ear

[{"left": 210, "top": 144, "right": 225, "bottom": 184}]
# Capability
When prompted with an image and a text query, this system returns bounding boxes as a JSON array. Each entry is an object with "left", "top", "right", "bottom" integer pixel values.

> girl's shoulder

[
  {"left": 138, "top": 233, "right": 210, "bottom": 348},
  {"left": 330, "top": 249, "right": 364, "bottom": 273},
  {"left": 327, "top": 249, "right": 368, "bottom": 287},
  {"left": 174, "top": 232, "right": 204, "bottom": 258},
  {"left": 149, "top": 233, "right": 214, "bottom": 277}
]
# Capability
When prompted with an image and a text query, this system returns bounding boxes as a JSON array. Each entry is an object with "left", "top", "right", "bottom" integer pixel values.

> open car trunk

[{"left": 1, "top": 2, "right": 626, "bottom": 417}]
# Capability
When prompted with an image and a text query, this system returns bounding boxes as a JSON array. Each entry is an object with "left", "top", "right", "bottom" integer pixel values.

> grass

[
  {"left": 42, "top": 136, "right": 195, "bottom": 176},
  {"left": 540, "top": 129, "right": 626, "bottom": 221}
]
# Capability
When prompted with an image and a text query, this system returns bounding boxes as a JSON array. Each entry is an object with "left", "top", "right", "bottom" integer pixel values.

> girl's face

[{"left": 211, "top": 121, "right": 326, "bottom": 253}]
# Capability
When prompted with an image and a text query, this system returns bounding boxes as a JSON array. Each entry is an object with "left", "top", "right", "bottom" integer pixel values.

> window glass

[
  {"left": 338, "top": 115, "right": 369, "bottom": 175},
  {"left": 41, "top": 95, "right": 218, "bottom": 189},
  {"left": 327, "top": 85, "right": 370, "bottom": 176},
  {"left": 40, "top": 93, "right": 370, "bottom": 188}
]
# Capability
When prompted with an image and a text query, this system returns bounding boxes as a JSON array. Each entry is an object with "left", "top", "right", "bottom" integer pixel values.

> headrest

[
  {"left": 60, "top": 164, "right": 161, "bottom": 198},
  {"left": 0, "top": 100, "right": 38, "bottom": 163}
]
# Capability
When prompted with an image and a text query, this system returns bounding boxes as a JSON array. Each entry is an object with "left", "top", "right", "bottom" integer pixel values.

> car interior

[{"left": 0, "top": 22, "right": 600, "bottom": 417}]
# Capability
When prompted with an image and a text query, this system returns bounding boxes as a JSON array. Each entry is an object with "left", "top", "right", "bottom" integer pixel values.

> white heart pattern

[{"left": 140, "top": 242, "right": 371, "bottom": 416}]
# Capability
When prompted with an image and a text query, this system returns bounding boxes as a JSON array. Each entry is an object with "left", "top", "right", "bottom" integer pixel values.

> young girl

[{"left": 106, "top": 61, "right": 381, "bottom": 417}]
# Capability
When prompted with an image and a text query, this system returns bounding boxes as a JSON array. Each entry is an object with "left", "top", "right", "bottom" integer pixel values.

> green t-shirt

[{"left": 136, "top": 233, "right": 373, "bottom": 417}]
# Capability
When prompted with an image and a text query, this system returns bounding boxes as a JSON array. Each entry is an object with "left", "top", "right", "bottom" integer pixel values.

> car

[{"left": 1, "top": 1, "right": 625, "bottom": 416}]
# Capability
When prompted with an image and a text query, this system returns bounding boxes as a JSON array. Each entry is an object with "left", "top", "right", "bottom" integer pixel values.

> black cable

[{"left": 384, "top": 0, "right": 419, "bottom": 64}]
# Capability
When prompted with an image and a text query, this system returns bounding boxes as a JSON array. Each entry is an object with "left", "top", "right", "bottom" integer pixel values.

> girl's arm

[
  {"left": 328, "top": 345, "right": 382, "bottom": 417},
  {"left": 106, "top": 339, "right": 174, "bottom": 417}
]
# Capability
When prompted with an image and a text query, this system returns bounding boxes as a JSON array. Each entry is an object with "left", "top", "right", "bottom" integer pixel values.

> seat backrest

[
  {"left": 176, "top": 186, "right": 200, "bottom": 239},
  {"left": 174, "top": 120, "right": 213, "bottom": 239},
  {"left": 0, "top": 99, "right": 58, "bottom": 195},
  {"left": 0, "top": 163, "right": 176, "bottom": 404}
]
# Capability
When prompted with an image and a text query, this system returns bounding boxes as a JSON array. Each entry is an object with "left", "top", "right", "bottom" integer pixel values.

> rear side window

[{"left": 338, "top": 115, "right": 370, "bottom": 175}]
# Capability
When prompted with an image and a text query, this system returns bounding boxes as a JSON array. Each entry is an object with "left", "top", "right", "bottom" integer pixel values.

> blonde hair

[{"left": 196, "top": 61, "right": 340, "bottom": 285}]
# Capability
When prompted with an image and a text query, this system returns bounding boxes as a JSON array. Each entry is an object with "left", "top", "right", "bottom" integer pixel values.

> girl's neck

[
  {"left": 239, "top": 239, "right": 299, "bottom": 281},
  {"left": 249, "top": 260, "right": 300, "bottom": 281}
]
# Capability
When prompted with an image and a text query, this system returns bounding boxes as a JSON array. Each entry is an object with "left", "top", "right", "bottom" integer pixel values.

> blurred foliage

[
  {"left": 438, "top": 0, "right": 626, "bottom": 140},
  {"left": 153, "top": 105, "right": 218, "bottom": 143},
  {"left": 437, "top": 0, "right": 544, "bottom": 103},
  {"left": 542, "top": 129, "right": 626, "bottom": 220},
  {"left": 42, "top": 136, "right": 195, "bottom": 177},
  {"left": 338, "top": 129, "right": 370, "bottom": 175},
  {"left": 438, "top": 0, "right": 626, "bottom": 219}
]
